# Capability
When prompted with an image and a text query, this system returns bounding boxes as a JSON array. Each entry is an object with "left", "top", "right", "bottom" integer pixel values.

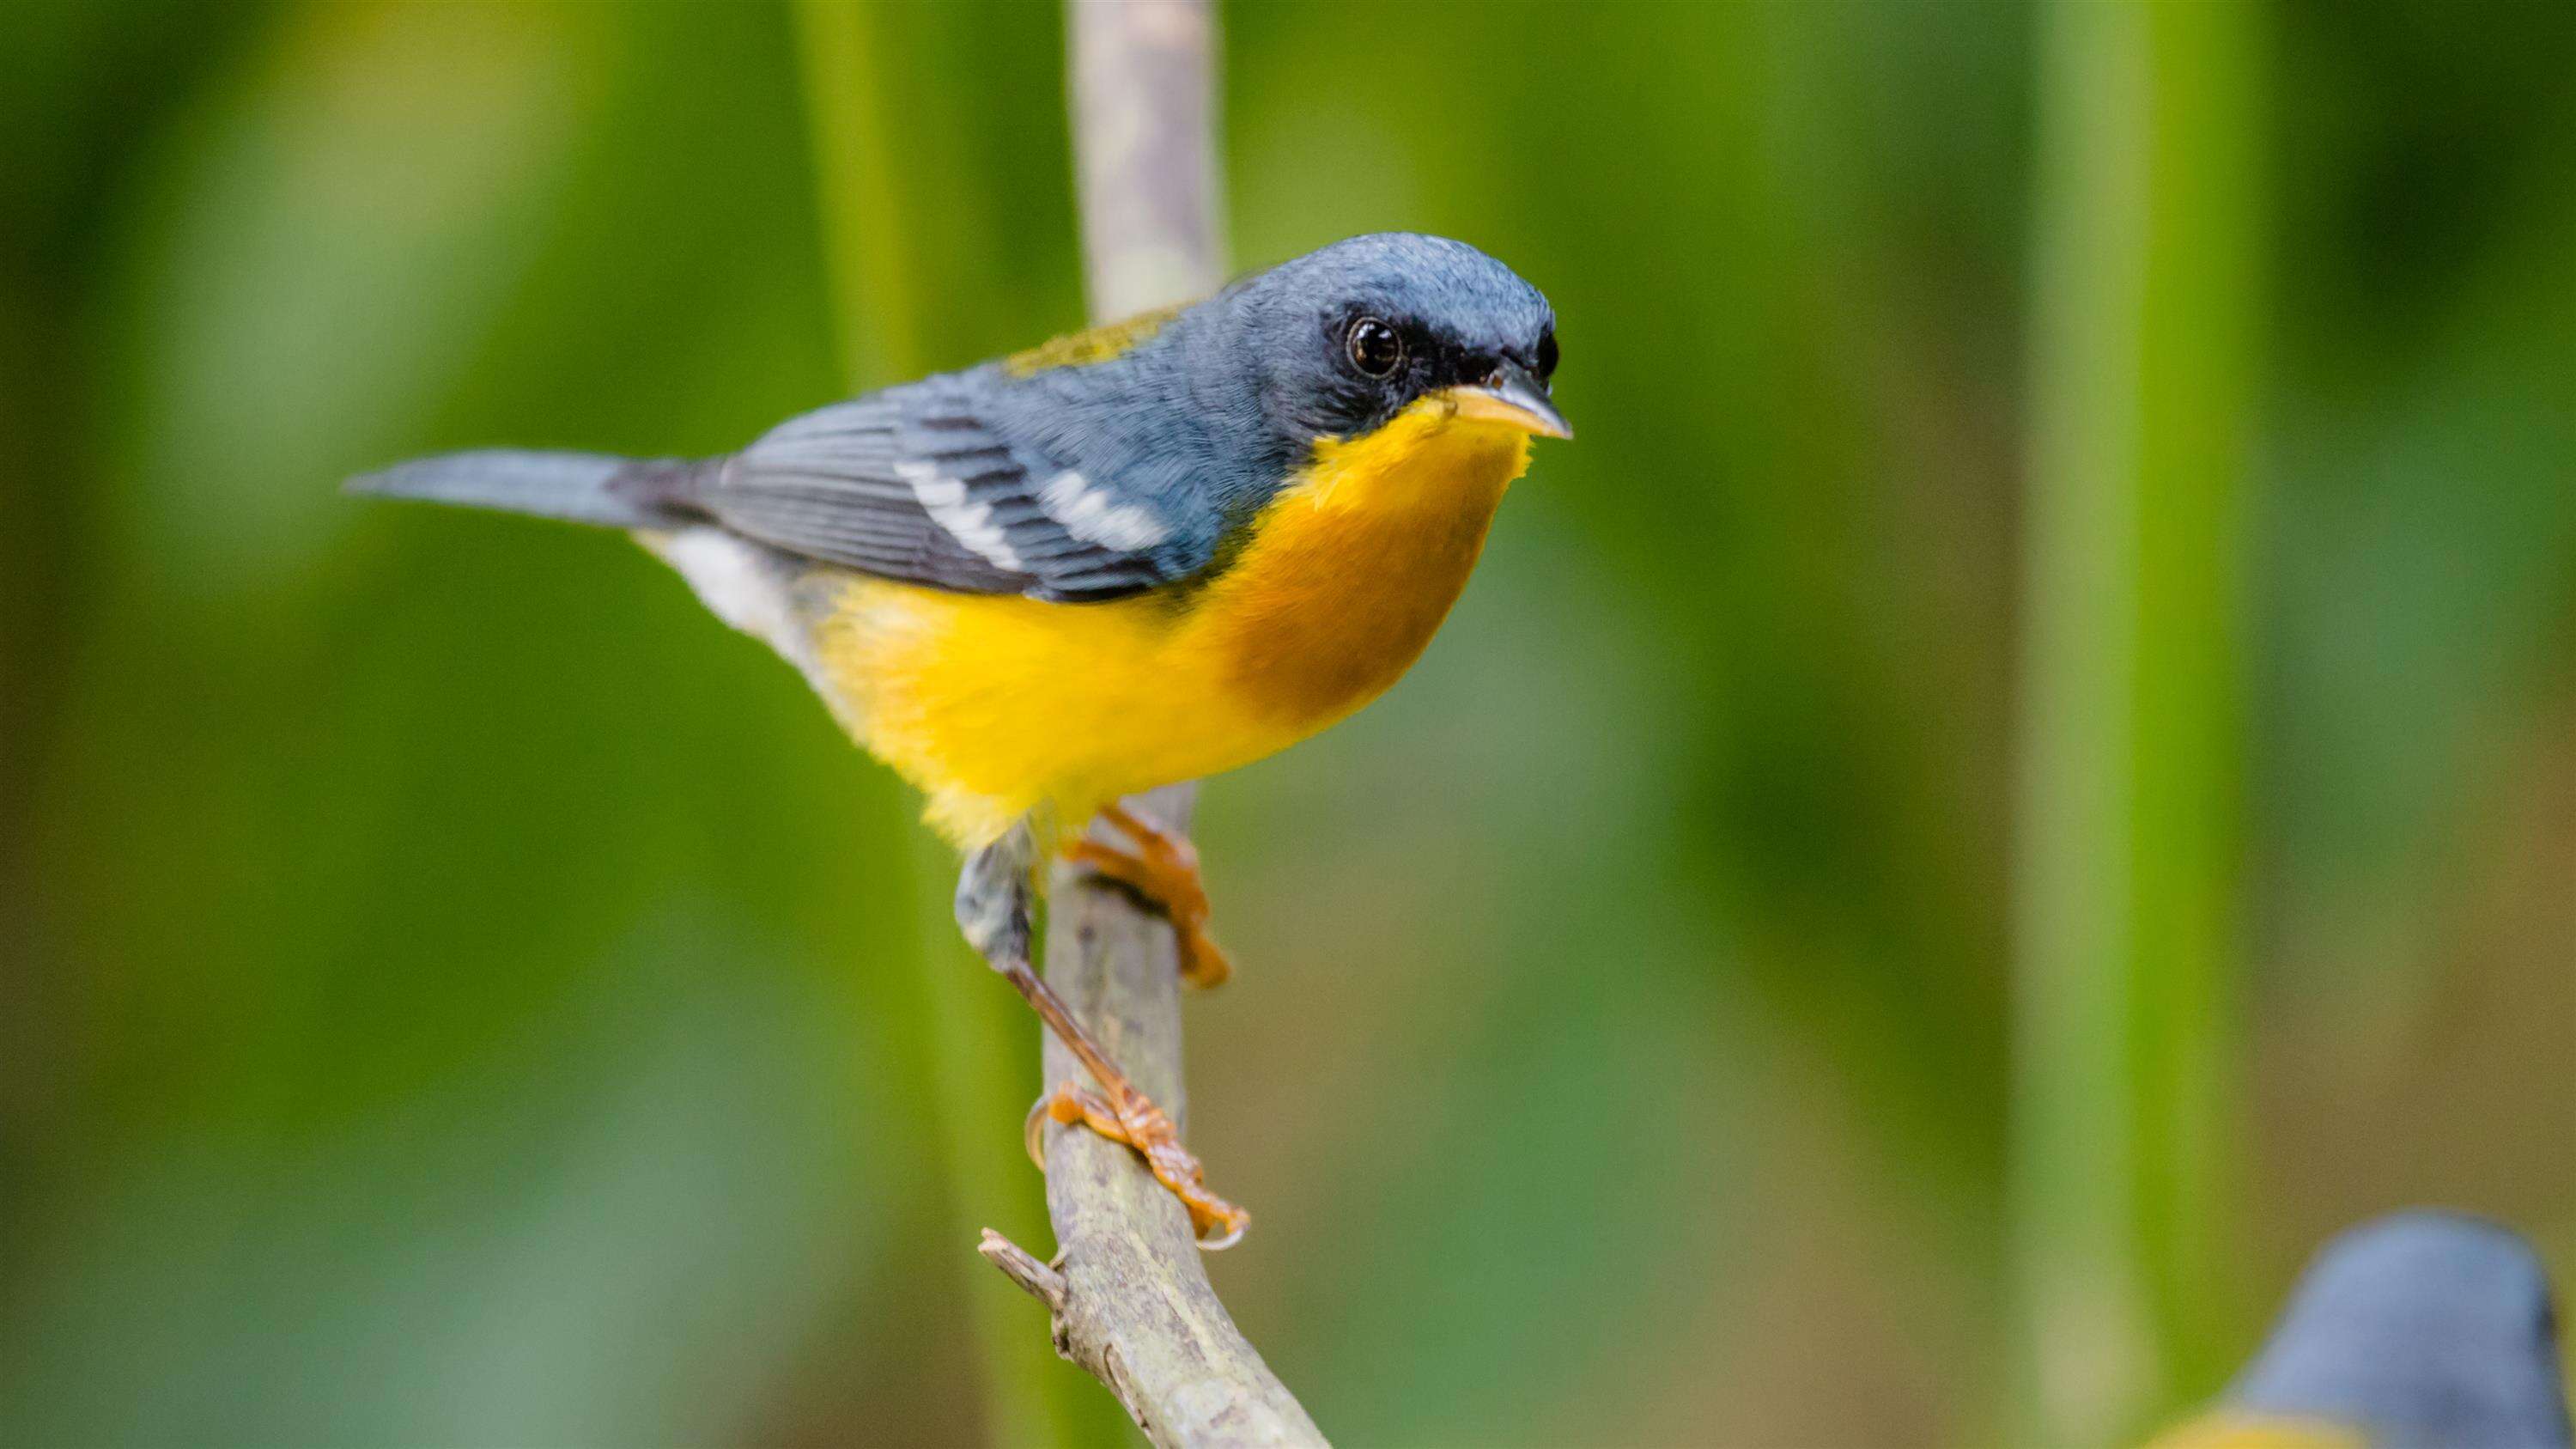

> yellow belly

[{"left": 813, "top": 400, "right": 1530, "bottom": 847}]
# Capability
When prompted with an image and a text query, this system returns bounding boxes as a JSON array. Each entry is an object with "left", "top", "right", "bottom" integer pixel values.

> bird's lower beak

[{"left": 1439, "top": 360, "right": 1573, "bottom": 440}]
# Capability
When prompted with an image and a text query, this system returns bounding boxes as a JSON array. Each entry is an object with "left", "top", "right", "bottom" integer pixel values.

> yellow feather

[
  {"left": 2142, "top": 1413, "right": 2366, "bottom": 1449},
  {"left": 1000, "top": 304, "right": 1188, "bottom": 377},
  {"left": 811, "top": 396, "right": 1532, "bottom": 847}
]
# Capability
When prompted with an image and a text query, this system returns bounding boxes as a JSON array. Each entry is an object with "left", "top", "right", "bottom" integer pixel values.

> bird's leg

[
  {"left": 1063, "top": 801, "right": 1231, "bottom": 989},
  {"left": 954, "top": 825, "right": 1249, "bottom": 1248},
  {"left": 1006, "top": 972, "right": 1250, "bottom": 1250}
]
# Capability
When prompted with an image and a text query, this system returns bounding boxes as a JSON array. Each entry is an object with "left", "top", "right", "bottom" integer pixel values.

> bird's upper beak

[{"left": 1441, "top": 359, "right": 1573, "bottom": 440}]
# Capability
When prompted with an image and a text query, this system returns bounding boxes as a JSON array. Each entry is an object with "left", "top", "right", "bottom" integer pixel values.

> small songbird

[
  {"left": 349, "top": 233, "right": 1568, "bottom": 1247},
  {"left": 2151, "top": 1211, "right": 2573, "bottom": 1449}
]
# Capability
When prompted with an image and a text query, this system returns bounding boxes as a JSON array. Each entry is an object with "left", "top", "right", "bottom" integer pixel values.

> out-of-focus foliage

[{"left": 0, "top": 3, "right": 2567, "bottom": 1446}]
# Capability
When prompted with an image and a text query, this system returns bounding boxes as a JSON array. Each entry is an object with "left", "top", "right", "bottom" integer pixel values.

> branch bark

[{"left": 975, "top": 3, "right": 1326, "bottom": 1446}]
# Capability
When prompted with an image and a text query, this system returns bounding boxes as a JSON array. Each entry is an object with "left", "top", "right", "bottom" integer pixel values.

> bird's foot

[
  {"left": 1025, "top": 1080, "right": 1250, "bottom": 1250},
  {"left": 1066, "top": 802, "right": 1232, "bottom": 989}
]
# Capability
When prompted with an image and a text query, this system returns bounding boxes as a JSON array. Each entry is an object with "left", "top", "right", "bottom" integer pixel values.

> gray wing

[{"left": 684, "top": 380, "right": 1204, "bottom": 603}]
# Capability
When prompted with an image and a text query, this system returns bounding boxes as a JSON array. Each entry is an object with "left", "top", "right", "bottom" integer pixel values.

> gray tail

[{"left": 344, "top": 449, "right": 704, "bottom": 529}]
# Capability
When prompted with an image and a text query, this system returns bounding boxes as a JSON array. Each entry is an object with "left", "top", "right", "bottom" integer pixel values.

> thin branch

[
  {"left": 1066, "top": 0, "right": 1230, "bottom": 320},
  {"left": 976, "top": 1228, "right": 1069, "bottom": 1316},
  {"left": 977, "top": 3, "right": 1327, "bottom": 1446}
]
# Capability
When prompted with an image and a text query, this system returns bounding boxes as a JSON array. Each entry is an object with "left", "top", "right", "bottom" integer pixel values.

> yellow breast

[
  {"left": 1188, "top": 402, "right": 1526, "bottom": 728},
  {"left": 813, "top": 398, "right": 1531, "bottom": 847}
]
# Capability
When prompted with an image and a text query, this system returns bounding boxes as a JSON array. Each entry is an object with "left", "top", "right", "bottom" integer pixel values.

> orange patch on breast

[{"left": 1184, "top": 402, "right": 1530, "bottom": 730}]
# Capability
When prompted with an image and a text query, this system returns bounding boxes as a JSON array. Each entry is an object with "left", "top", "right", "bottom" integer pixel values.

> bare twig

[
  {"left": 976, "top": 3, "right": 1327, "bottom": 1446},
  {"left": 1066, "top": 0, "right": 1229, "bottom": 320},
  {"left": 975, "top": 1228, "right": 1068, "bottom": 1317}
]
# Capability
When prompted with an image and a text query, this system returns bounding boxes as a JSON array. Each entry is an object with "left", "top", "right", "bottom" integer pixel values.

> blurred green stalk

[
  {"left": 2012, "top": 3, "right": 2265, "bottom": 1444},
  {"left": 789, "top": 4, "right": 1108, "bottom": 1445}
]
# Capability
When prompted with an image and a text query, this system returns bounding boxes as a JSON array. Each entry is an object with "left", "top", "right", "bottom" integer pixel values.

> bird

[
  {"left": 348, "top": 232, "right": 1569, "bottom": 1248},
  {"left": 2151, "top": 1211, "right": 2573, "bottom": 1449}
]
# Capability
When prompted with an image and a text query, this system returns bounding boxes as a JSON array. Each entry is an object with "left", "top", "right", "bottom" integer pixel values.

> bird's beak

[{"left": 1441, "top": 360, "right": 1573, "bottom": 440}]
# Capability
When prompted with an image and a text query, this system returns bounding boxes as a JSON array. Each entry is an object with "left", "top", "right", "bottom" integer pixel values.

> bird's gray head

[
  {"left": 1212, "top": 232, "right": 1564, "bottom": 447},
  {"left": 2230, "top": 1212, "right": 2571, "bottom": 1449}
]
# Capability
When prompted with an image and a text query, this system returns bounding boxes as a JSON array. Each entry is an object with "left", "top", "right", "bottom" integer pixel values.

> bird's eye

[
  {"left": 1534, "top": 329, "right": 1558, "bottom": 379},
  {"left": 1346, "top": 316, "right": 1404, "bottom": 377}
]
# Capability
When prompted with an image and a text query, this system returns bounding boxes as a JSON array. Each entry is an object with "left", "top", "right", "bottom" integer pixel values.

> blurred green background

[{"left": 3, "top": 2, "right": 2570, "bottom": 1445}]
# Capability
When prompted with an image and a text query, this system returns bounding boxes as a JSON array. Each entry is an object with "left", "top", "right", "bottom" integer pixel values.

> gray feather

[
  {"left": 2230, "top": 1212, "right": 2572, "bottom": 1449},
  {"left": 344, "top": 449, "right": 693, "bottom": 529}
]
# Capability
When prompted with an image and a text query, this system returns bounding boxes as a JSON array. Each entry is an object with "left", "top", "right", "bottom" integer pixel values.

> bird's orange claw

[
  {"left": 1024, "top": 1080, "right": 1251, "bottom": 1250},
  {"left": 1066, "top": 803, "right": 1232, "bottom": 989}
]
